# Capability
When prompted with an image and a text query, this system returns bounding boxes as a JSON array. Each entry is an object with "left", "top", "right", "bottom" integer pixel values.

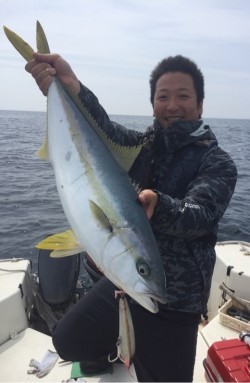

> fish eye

[{"left": 136, "top": 260, "right": 151, "bottom": 277}]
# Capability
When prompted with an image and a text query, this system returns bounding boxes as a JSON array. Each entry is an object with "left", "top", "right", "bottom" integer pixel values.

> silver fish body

[
  {"left": 3, "top": 22, "right": 167, "bottom": 313},
  {"left": 47, "top": 79, "right": 167, "bottom": 313}
]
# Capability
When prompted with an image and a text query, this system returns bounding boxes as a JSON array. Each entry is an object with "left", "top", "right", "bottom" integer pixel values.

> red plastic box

[{"left": 204, "top": 338, "right": 250, "bottom": 382}]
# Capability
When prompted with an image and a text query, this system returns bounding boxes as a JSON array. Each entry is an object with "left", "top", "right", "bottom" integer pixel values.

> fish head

[{"left": 102, "top": 227, "right": 167, "bottom": 313}]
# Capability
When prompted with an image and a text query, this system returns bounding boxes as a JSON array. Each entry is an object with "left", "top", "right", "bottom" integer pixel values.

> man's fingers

[
  {"left": 37, "top": 76, "right": 53, "bottom": 96},
  {"left": 33, "top": 52, "right": 60, "bottom": 64}
]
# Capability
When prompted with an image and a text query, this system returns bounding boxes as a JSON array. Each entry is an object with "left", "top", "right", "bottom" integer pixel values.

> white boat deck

[
  {"left": 0, "top": 319, "right": 239, "bottom": 382},
  {"left": 1, "top": 241, "right": 249, "bottom": 382},
  {"left": 0, "top": 327, "right": 136, "bottom": 382},
  {"left": 0, "top": 259, "right": 136, "bottom": 382}
]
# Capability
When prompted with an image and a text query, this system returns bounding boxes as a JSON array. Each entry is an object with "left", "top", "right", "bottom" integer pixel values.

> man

[{"left": 26, "top": 53, "right": 237, "bottom": 381}]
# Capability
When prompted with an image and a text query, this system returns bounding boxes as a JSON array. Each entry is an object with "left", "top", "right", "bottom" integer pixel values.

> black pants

[{"left": 52, "top": 277, "right": 200, "bottom": 382}]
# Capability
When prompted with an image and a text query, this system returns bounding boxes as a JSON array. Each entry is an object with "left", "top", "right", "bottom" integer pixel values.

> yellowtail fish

[{"left": 3, "top": 22, "right": 167, "bottom": 314}]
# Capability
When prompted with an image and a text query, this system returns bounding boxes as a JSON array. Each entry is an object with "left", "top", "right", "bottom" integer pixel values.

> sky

[{"left": 1, "top": 0, "right": 250, "bottom": 119}]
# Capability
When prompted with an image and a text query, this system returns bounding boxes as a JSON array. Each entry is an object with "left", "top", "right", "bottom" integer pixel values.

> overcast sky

[{"left": 1, "top": 0, "right": 250, "bottom": 119}]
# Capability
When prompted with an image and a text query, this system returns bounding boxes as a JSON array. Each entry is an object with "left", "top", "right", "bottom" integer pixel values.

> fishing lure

[{"left": 109, "top": 291, "right": 135, "bottom": 368}]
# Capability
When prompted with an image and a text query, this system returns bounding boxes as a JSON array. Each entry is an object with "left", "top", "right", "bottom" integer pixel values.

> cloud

[{"left": 1, "top": 0, "right": 250, "bottom": 118}]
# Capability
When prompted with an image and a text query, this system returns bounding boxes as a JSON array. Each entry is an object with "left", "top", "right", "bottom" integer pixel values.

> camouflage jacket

[{"left": 78, "top": 83, "right": 238, "bottom": 315}]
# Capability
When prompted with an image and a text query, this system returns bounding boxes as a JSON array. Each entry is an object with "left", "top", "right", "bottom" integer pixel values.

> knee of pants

[
  {"left": 52, "top": 321, "right": 117, "bottom": 362},
  {"left": 52, "top": 322, "right": 77, "bottom": 361}
]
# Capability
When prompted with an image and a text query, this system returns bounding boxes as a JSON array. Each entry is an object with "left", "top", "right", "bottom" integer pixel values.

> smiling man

[
  {"left": 26, "top": 53, "right": 237, "bottom": 382},
  {"left": 153, "top": 71, "right": 203, "bottom": 127},
  {"left": 151, "top": 56, "right": 204, "bottom": 126}
]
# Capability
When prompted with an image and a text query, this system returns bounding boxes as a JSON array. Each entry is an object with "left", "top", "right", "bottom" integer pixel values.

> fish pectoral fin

[
  {"left": 36, "top": 229, "right": 84, "bottom": 254},
  {"left": 89, "top": 200, "right": 113, "bottom": 233},
  {"left": 50, "top": 248, "right": 84, "bottom": 258}
]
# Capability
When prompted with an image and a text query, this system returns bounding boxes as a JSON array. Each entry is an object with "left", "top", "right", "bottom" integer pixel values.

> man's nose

[{"left": 166, "top": 96, "right": 179, "bottom": 112}]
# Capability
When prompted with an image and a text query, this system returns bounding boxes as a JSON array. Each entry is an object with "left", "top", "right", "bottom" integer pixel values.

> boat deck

[
  {"left": 0, "top": 327, "right": 137, "bottom": 382},
  {"left": 1, "top": 243, "right": 249, "bottom": 382},
  {"left": 0, "top": 319, "right": 239, "bottom": 382}
]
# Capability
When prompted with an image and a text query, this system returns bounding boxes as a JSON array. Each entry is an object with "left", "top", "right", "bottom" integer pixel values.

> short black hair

[{"left": 149, "top": 55, "right": 204, "bottom": 105}]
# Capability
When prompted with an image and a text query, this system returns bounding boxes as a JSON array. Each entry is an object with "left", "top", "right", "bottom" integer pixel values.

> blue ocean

[{"left": 0, "top": 111, "right": 249, "bottom": 269}]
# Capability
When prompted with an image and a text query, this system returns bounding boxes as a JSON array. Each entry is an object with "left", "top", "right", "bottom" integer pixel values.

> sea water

[{"left": 0, "top": 111, "right": 249, "bottom": 269}]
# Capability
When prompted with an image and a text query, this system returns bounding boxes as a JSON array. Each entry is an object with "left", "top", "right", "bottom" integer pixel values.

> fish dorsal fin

[
  {"left": 35, "top": 229, "right": 84, "bottom": 255},
  {"left": 105, "top": 139, "right": 142, "bottom": 173},
  {"left": 89, "top": 200, "right": 113, "bottom": 233},
  {"left": 70, "top": 92, "right": 142, "bottom": 172}
]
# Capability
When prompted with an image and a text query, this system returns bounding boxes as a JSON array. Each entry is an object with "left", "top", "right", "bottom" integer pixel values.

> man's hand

[
  {"left": 25, "top": 53, "right": 80, "bottom": 96},
  {"left": 138, "top": 189, "right": 158, "bottom": 220}
]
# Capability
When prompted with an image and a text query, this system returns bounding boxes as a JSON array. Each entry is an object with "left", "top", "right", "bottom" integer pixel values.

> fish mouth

[
  {"left": 130, "top": 281, "right": 167, "bottom": 313},
  {"left": 130, "top": 293, "right": 166, "bottom": 314}
]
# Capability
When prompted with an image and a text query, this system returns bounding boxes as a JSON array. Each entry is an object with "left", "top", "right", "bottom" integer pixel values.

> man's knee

[{"left": 52, "top": 321, "right": 78, "bottom": 361}]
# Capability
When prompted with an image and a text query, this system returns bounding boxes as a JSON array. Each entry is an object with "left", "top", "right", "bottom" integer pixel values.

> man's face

[{"left": 153, "top": 71, "right": 203, "bottom": 129}]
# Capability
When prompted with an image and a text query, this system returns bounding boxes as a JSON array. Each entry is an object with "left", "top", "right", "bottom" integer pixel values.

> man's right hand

[{"left": 25, "top": 53, "right": 80, "bottom": 96}]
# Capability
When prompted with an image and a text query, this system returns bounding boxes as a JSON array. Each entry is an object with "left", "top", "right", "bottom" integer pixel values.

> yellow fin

[
  {"left": 36, "top": 20, "right": 50, "bottom": 54},
  {"left": 71, "top": 92, "right": 142, "bottom": 172},
  {"left": 105, "top": 140, "right": 142, "bottom": 173},
  {"left": 35, "top": 135, "right": 49, "bottom": 160},
  {"left": 3, "top": 25, "right": 34, "bottom": 61},
  {"left": 35, "top": 21, "right": 50, "bottom": 159},
  {"left": 3, "top": 22, "right": 142, "bottom": 171},
  {"left": 33, "top": 21, "right": 142, "bottom": 170},
  {"left": 50, "top": 248, "right": 84, "bottom": 258},
  {"left": 36, "top": 229, "right": 82, "bottom": 251},
  {"left": 35, "top": 113, "right": 49, "bottom": 160},
  {"left": 3, "top": 22, "right": 50, "bottom": 160}
]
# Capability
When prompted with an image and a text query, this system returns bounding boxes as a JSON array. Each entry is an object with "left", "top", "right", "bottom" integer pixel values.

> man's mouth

[{"left": 166, "top": 116, "right": 183, "bottom": 122}]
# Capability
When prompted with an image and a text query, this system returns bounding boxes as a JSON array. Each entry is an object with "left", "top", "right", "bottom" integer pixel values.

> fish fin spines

[
  {"left": 80, "top": 101, "right": 142, "bottom": 172},
  {"left": 65, "top": 87, "right": 143, "bottom": 172}
]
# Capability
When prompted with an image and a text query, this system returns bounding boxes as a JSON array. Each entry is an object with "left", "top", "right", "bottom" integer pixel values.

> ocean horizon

[{"left": 1, "top": 110, "right": 249, "bottom": 269}]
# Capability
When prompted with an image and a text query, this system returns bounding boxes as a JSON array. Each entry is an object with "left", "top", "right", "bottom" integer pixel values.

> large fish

[{"left": 4, "top": 22, "right": 167, "bottom": 313}]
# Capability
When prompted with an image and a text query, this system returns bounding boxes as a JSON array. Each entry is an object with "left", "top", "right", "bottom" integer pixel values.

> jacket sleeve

[
  {"left": 152, "top": 145, "right": 237, "bottom": 239},
  {"left": 78, "top": 82, "right": 144, "bottom": 146}
]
